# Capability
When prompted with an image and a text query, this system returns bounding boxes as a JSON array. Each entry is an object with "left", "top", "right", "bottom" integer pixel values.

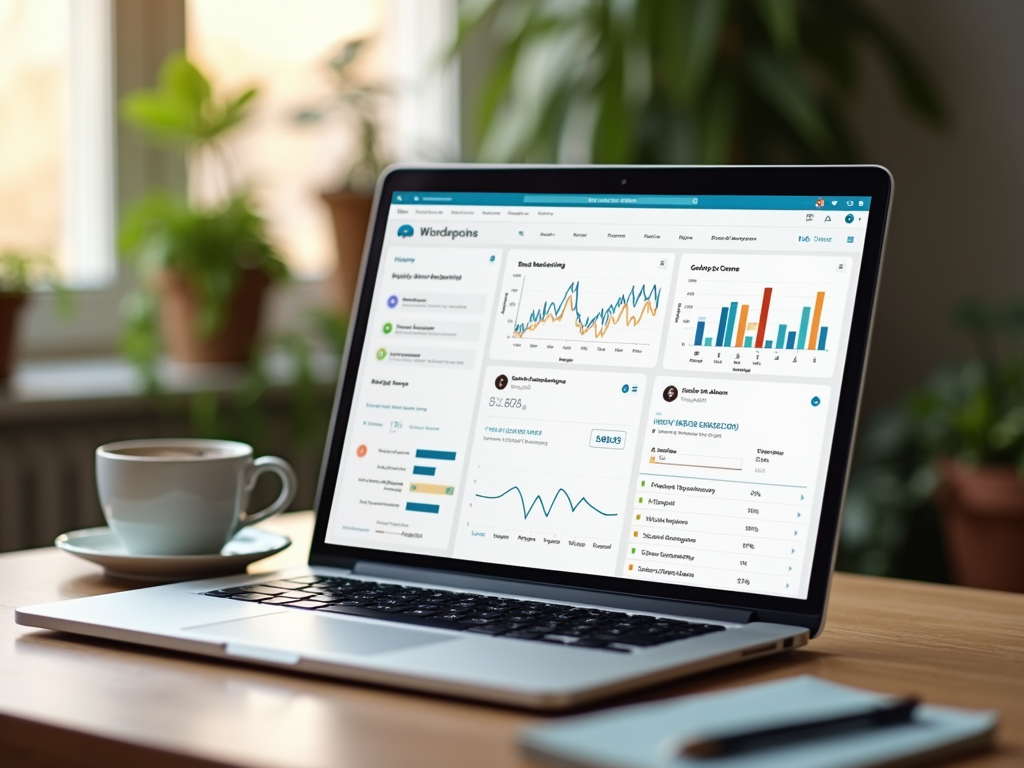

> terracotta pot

[
  {"left": 158, "top": 268, "right": 270, "bottom": 364},
  {"left": 321, "top": 190, "right": 372, "bottom": 316},
  {"left": 0, "top": 292, "right": 27, "bottom": 381},
  {"left": 935, "top": 458, "right": 1024, "bottom": 592}
]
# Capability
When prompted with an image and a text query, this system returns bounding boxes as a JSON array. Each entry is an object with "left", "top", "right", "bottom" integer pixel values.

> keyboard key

[
  {"left": 503, "top": 629, "right": 547, "bottom": 640},
  {"left": 228, "top": 593, "right": 268, "bottom": 602},
  {"left": 571, "top": 638, "right": 610, "bottom": 649},
  {"left": 465, "top": 624, "right": 509, "bottom": 635},
  {"left": 284, "top": 600, "right": 327, "bottom": 610},
  {"left": 541, "top": 634, "right": 579, "bottom": 644},
  {"left": 247, "top": 586, "right": 290, "bottom": 596}
]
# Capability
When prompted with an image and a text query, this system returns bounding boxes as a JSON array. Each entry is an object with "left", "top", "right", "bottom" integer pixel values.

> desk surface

[{"left": 2, "top": 512, "right": 1022, "bottom": 768}]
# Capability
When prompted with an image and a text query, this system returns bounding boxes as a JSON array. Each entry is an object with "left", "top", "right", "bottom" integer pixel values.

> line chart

[
  {"left": 489, "top": 249, "right": 672, "bottom": 367},
  {"left": 475, "top": 486, "right": 618, "bottom": 520},
  {"left": 513, "top": 281, "right": 661, "bottom": 340}
]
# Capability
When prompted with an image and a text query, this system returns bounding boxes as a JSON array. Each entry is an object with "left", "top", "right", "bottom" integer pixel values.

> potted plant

[
  {"left": 0, "top": 251, "right": 62, "bottom": 381},
  {"left": 119, "top": 53, "right": 288, "bottom": 374},
  {"left": 295, "top": 38, "right": 389, "bottom": 315},
  {"left": 455, "top": 0, "right": 945, "bottom": 163},
  {"left": 843, "top": 300, "right": 1024, "bottom": 592}
]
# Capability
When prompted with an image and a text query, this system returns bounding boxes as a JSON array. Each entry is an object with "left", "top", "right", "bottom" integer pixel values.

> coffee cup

[{"left": 95, "top": 438, "right": 297, "bottom": 556}]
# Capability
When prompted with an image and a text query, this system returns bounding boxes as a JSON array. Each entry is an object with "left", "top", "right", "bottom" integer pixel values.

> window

[
  {"left": 0, "top": 0, "right": 113, "bottom": 287},
  {"left": 12, "top": 0, "right": 457, "bottom": 357},
  {"left": 0, "top": 0, "right": 68, "bottom": 269},
  {"left": 185, "top": 0, "right": 460, "bottom": 280},
  {"left": 186, "top": 0, "right": 386, "bottom": 280}
]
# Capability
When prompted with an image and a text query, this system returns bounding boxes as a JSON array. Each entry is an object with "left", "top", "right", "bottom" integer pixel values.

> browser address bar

[{"left": 521, "top": 195, "right": 699, "bottom": 206}]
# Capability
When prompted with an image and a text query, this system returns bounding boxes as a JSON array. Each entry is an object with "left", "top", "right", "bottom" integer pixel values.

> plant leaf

[
  {"left": 752, "top": 0, "right": 799, "bottom": 52},
  {"left": 162, "top": 52, "right": 211, "bottom": 112},
  {"left": 744, "top": 50, "right": 835, "bottom": 155}
]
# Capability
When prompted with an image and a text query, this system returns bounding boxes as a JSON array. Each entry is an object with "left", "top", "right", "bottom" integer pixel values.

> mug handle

[{"left": 238, "top": 456, "right": 298, "bottom": 529}]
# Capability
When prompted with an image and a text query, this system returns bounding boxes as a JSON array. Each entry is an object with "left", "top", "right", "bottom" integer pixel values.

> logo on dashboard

[{"left": 397, "top": 224, "right": 414, "bottom": 238}]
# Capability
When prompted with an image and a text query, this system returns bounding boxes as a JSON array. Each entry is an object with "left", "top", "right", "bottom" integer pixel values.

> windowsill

[
  {"left": 19, "top": 272, "right": 333, "bottom": 359},
  {"left": 0, "top": 351, "right": 340, "bottom": 423}
]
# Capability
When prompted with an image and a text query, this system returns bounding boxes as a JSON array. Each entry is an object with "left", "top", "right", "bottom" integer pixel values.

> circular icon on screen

[
  {"left": 383, "top": 322, "right": 393, "bottom": 334},
  {"left": 356, "top": 444, "right": 368, "bottom": 457},
  {"left": 663, "top": 385, "right": 678, "bottom": 402},
  {"left": 495, "top": 374, "right": 509, "bottom": 390},
  {"left": 845, "top": 213, "right": 854, "bottom": 224},
  {"left": 387, "top": 295, "right": 399, "bottom": 308}
]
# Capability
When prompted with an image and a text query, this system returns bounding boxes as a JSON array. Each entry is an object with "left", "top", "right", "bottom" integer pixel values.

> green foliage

[
  {"left": 118, "top": 53, "right": 287, "bottom": 381},
  {"left": 119, "top": 193, "right": 288, "bottom": 338},
  {"left": 294, "top": 38, "right": 390, "bottom": 192},
  {"left": 457, "top": 0, "right": 946, "bottom": 164},
  {"left": 0, "top": 250, "right": 72, "bottom": 314},
  {"left": 117, "top": 52, "right": 338, "bottom": 453},
  {"left": 840, "top": 299, "right": 1024, "bottom": 578},
  {"left": 0, "top": 250, "right": 58, "bottom": 294},
  {"left": 120, "top": 52, "right": 258, "bottom": 149}
]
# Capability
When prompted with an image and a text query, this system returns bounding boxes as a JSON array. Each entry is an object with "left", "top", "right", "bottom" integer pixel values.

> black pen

[{"left": 681, "top": 697, "right": 919, "bottom": 759}]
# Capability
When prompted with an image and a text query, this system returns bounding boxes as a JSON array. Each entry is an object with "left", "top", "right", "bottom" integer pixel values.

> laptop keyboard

[{"left": 204, "top": 575, "right": 727, "bottom": 653}]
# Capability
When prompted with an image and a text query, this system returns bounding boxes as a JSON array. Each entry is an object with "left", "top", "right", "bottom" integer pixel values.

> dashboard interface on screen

[{"left": 325, "top": 192, "right": 871, "bottom": 599}]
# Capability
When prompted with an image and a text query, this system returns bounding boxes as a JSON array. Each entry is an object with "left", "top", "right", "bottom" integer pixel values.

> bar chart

[
  {"left": 694, "top": 288, "right": 829, "bottom": 351},
  {"left": 665, "top": 254, "right": 853, "bottom": 378}
]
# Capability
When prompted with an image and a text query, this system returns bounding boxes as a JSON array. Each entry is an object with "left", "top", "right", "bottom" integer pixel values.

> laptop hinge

[{"left": 352, "top": 562, "right": 756, "bottom": 625}]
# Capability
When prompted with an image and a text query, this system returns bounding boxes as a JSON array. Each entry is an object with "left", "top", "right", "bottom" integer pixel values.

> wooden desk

[{"left": 2, "top": 512, "right": 1022, "bottom": 768}]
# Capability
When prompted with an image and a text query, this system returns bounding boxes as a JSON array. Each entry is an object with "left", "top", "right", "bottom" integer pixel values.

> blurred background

[{"left": 1, "top": 0, "right": 1023, "bottom": 592}]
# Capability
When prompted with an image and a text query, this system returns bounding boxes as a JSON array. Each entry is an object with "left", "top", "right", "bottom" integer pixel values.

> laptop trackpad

[{"left": 188, "top": 611, "right": 457, "bottom": 657}]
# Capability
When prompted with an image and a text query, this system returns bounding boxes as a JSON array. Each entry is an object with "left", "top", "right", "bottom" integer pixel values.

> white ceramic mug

[{"left": 95, "top": 438, "right": 297, "bottom": 556}]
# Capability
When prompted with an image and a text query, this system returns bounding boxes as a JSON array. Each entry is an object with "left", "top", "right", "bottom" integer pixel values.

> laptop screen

[{"left": 324, "top": 192, "right": 870, "bottom": 600}]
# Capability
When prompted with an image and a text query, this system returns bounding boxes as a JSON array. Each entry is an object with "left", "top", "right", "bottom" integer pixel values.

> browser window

[{"left": 326, "top": 193, "right": 870, "bottom": 600}]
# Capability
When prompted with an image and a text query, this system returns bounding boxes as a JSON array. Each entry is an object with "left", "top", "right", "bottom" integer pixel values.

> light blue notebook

[{"left": 520, "top": 676, "right": 997, "bottom": 768}]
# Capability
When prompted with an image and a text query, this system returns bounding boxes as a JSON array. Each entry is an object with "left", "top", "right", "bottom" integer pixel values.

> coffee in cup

[{"left": 95, "top": 438, "right": 297, "bottom": 556}]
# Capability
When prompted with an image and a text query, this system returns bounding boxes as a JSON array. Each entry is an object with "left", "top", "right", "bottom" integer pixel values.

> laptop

[{"left": 17, "top": 164, "right": 892, "bottom": 710}]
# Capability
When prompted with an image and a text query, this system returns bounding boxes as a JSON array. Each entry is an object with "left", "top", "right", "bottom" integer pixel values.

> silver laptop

[{"left": 17, "top": 164, "right": 892, "bottom": 709}]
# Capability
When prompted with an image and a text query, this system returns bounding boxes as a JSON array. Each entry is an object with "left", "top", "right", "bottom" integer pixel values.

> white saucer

[{"left": 55, "top": 526, "right": 291, "bottom": 583}]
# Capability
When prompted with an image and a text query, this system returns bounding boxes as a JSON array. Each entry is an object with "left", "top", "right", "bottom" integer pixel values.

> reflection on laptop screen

[{"left": 325, "top": 193, "right": 870, "bottom": 600}]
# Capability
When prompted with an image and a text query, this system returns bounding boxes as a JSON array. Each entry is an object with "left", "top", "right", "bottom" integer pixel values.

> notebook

[{"left": 520, "top": 676, "right": 997, "bottom": 768}]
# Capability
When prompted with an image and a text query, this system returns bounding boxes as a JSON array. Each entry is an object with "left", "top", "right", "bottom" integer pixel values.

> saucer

[{"left": 55, "top": 526, "right": 291, "bottom": 583}]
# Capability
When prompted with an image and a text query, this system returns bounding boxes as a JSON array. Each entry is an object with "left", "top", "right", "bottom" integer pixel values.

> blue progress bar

[
  {"left": 412, "top": 465, "right": 436, "bottom": 476},
  {"left": 406, "top": 502, "right": 440, "bottom": 514},
  {"left": 415, "top": 449, "right": 456, "bottom": 461}
]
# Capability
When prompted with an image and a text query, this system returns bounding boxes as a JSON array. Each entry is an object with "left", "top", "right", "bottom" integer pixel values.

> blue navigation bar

[{"left": 391, "top": 192, "right": 872, "bottom": 211}]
